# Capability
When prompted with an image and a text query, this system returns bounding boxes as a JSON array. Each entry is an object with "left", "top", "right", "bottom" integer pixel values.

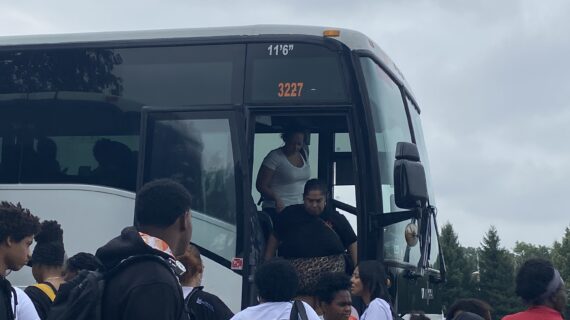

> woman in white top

[
  {"left": 256, "top": 126, "right": 311, "bottom": 221},
  {"left": 351, "top": 261, "right": 394, "bottom": 320}
]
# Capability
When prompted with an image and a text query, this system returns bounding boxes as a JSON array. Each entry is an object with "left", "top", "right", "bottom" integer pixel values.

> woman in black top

[{"left": 264, "top": 179, "right": 358, "bottom": 307}]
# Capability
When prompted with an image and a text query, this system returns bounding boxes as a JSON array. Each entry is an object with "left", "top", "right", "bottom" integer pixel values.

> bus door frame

[
  {"left": 137, "top": 105, "right": 257, "bottom": 310},
  {"left": 244, "top": 104, "right": 373, "bottom": 267}
]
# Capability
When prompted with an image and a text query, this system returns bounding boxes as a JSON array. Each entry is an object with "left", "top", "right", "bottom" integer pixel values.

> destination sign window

[
  {"left": 246, "top": 43, "right": 348, "bottom": 104},
  {"left": 0, "top": 44, "right": 245, "bottom": 107}
]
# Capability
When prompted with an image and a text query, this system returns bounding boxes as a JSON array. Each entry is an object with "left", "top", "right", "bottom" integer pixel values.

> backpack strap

[
  {"left": 106, "top": 254, "right": 176, "bottom": 278},
  {"left": 183, "top": 286, "right": 203, "bottom": 320},
  {"left": 289, "top": 300, "right": 309, "bottom": 320},
  {"left": 34, "top": 283, "right": 57, "bottom": 302}
]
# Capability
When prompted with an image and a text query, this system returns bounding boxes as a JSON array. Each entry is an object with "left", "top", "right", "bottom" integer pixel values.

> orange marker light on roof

[{"left": 323, "top": 29, "right": 341, "bottom": 37}]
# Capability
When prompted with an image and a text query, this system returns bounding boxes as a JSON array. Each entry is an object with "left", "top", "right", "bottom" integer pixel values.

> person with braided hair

[
  {"left": 0, "top": 201, "right": 41, "bottom": 320},
  {"left": 24, "top": 220, "right": 66, "bottom": 320}
]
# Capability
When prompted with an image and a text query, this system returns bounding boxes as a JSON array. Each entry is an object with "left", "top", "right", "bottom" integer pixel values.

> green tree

[
  {"left": 462, "top": 246, "right": 479, "bottom": 289},
  {"left": 551, "top": 226, "right": 570, "bottom": 281},
  {"left": 513, "top": 241, "right": 551, "bottom": 271},
  {"left": 478, "top": 226, "right": 521, "bottom": 318},
  {"left": 439, "top": 223, "right": 477, "bottom": 310},
  {"left": 551, "top": 226, "right": 570, "bottom": 317}
]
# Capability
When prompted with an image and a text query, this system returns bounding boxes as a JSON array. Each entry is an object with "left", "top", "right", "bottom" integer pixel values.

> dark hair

[
  {"left": 454, "top": 312, "right": 485, "bottom": 320},
  {"left": 255, "top": 258, "right": 298, "bottom": 302},
  {"left": 445, "top": 299, "right": 492, "bottom": 320},
  {"left": 315, "top": 272, "right": 351, "bottom": 304},
  {"left": 357, "top": 260, "right": 391, "bottom": 303},
  {"left": 515, "top": 258, "right": 558, "bottom": 305},
  {"left": 31, "top": 220, "right": 65, "bottom": 267},
  {"left": 409, "top": 311, "right": 430, "bottom": 320},
  {"left": 135, "top": 179, "right": 192, "bottom": 227},
  {"left": 0, "top": 202, "right": 41, "bottom": 243},
  {"left": 177, "top": 244, "right": 203, "bottom": 284},
  {"left": 66, "top": 252, "right": 101, "bottom": 273},
  {"left": 303, "top": 179, "right": 328, "bottom": 197},
  {"left": 280, "top": 126, "right": 305, "bottom": 143}
]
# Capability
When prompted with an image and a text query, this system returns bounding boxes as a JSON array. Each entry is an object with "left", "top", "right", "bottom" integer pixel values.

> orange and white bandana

[{"left": 138, "top": 232, "right": 175, "bottom": 258}]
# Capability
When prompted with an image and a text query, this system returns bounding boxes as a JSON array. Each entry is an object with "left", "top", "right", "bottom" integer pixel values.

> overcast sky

[{"left": 2, "top": 0, "right": 569, "bottom": 250}]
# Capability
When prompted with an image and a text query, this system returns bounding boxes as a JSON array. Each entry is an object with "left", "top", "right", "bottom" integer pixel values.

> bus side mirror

[{"left": 393, "top": 142, "right": 428, "bottom": 209}]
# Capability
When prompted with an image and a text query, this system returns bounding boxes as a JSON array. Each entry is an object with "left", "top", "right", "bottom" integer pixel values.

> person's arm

[
  {"left": 264, "top": 233, "right": 279, "bottom": 261},
  {"left": 122, "top": 283, "right": 181, "bottom": 320},
  {"left": 348, "top": 241, "right": 358, "bottom": 267},
  {"left": 256, "top": 165, "right": 285, "bottom": 212}
]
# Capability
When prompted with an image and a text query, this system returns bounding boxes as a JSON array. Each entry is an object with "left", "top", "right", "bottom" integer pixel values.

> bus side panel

[{"left": 1, "top": 184, "right": 243, "bottom": 312}]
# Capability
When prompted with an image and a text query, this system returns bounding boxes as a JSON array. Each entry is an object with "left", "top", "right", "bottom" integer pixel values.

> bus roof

[{"left": 0, "top": 25, "right": 415, "bottom": 102}]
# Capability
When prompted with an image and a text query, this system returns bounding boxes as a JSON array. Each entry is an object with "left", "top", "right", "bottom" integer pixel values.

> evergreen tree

[
  {"left": 551, "top": 226, "right": 570, "bottom": 281},
  {"left": 551, "top": 226, "right": 570, "bottom": 317},
  {"left": 462, "top": 246, "right": 479, "bottom": 293},
  {"left": 439, "top": 223, "right": 476, "bottom": 310},
  {"left": 478, "top": 226, "right": 521, "bottom": 318},
  {"left": 513, "top": 241, "right": 551, "bottom": 271}
]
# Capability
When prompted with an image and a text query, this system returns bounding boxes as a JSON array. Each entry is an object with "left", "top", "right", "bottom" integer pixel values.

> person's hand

[{"left": 275, "top": 199, "right": 285, "bottom": 213}]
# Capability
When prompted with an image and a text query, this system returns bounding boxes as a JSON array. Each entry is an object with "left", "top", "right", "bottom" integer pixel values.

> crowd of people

[{"left": 0, "top": 130, "right": 567, "bottom": 320}]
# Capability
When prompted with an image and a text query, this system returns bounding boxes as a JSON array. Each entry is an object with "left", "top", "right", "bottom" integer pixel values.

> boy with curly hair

[{"left": 0, "top": 201, "right": 41, "bottom": 320}]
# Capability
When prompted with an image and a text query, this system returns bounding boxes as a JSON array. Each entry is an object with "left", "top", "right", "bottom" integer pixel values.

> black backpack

[
  {"left": 184, "top": 286, "right": 201, "bottom": 320},
  {"left": 47, "top": 254, "right": 176, "bottom": 320}
]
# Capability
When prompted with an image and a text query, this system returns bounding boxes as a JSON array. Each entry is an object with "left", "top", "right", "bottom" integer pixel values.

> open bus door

[{"left": 137, "top": 106, "right": 260, "bottom": 312}]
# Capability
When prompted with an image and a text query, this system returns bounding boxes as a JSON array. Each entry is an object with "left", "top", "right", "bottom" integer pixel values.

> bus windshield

[{"left": 360, "top": 56, "right": 422, "bottom": 265}]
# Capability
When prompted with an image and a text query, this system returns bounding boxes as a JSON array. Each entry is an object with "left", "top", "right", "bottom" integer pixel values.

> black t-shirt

[
  {"left": 273, "top": 204, "right": 357, "bottom": 258},
  {"left": 25, "top": 282, "right": 57, "bottom": 320}
]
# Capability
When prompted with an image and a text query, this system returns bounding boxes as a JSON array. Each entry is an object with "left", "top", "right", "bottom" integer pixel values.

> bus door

[
  {"left": 137, "top": 107, "right": 258, "bottom": 312},
  {"left": 247, "top": 110, "right": 368, "bottom": 266}
]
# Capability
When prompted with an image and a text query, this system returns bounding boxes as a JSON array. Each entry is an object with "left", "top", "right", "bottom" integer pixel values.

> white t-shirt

[
  {"left": 11, "top": 287, "right": 41, "bottom": 320},
  {"left": 231, "top": 301, "right": 320, "bottom": 320},
  {"left": 360, "top": 298, "right": 392, "bottom": 320},
  {"left": 182, "top": 286, "right": 194, "bottom": 298},
  {"left": 261, "top": 148, "right": 311, "bottom": 209}
]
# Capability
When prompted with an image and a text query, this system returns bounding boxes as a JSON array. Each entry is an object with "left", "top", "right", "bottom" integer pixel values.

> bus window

[
  {"left": 0, "top": 45, "right": 244, "bottom": 107},
  {"left": 0, "top": 135, "right": 17, "bottom": 183},
  {"left": 0, "top": 94, "right": 140, "bottom": 189},
  {"left": 143, "top": 116, "right": 237, "bottom": 261},
  {"left": 360, "top": 57, "right": 420, "bottom": 264},
  {"left": 20, "top": 135, "right": 138, "bottom": 190},
  {"left": 112, "top": 44, "right": 245, "bottom": 106},
  {"left": 409, "top": 99, "right": 434, "bottom": 201},
  {"left": 409, "top": 99, "right": 440, "bottom": 269}
]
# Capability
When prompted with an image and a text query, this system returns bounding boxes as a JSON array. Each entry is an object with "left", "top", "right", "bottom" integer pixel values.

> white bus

[{"left": 0, "top": 25, "right": 444, "bottom": 315}]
